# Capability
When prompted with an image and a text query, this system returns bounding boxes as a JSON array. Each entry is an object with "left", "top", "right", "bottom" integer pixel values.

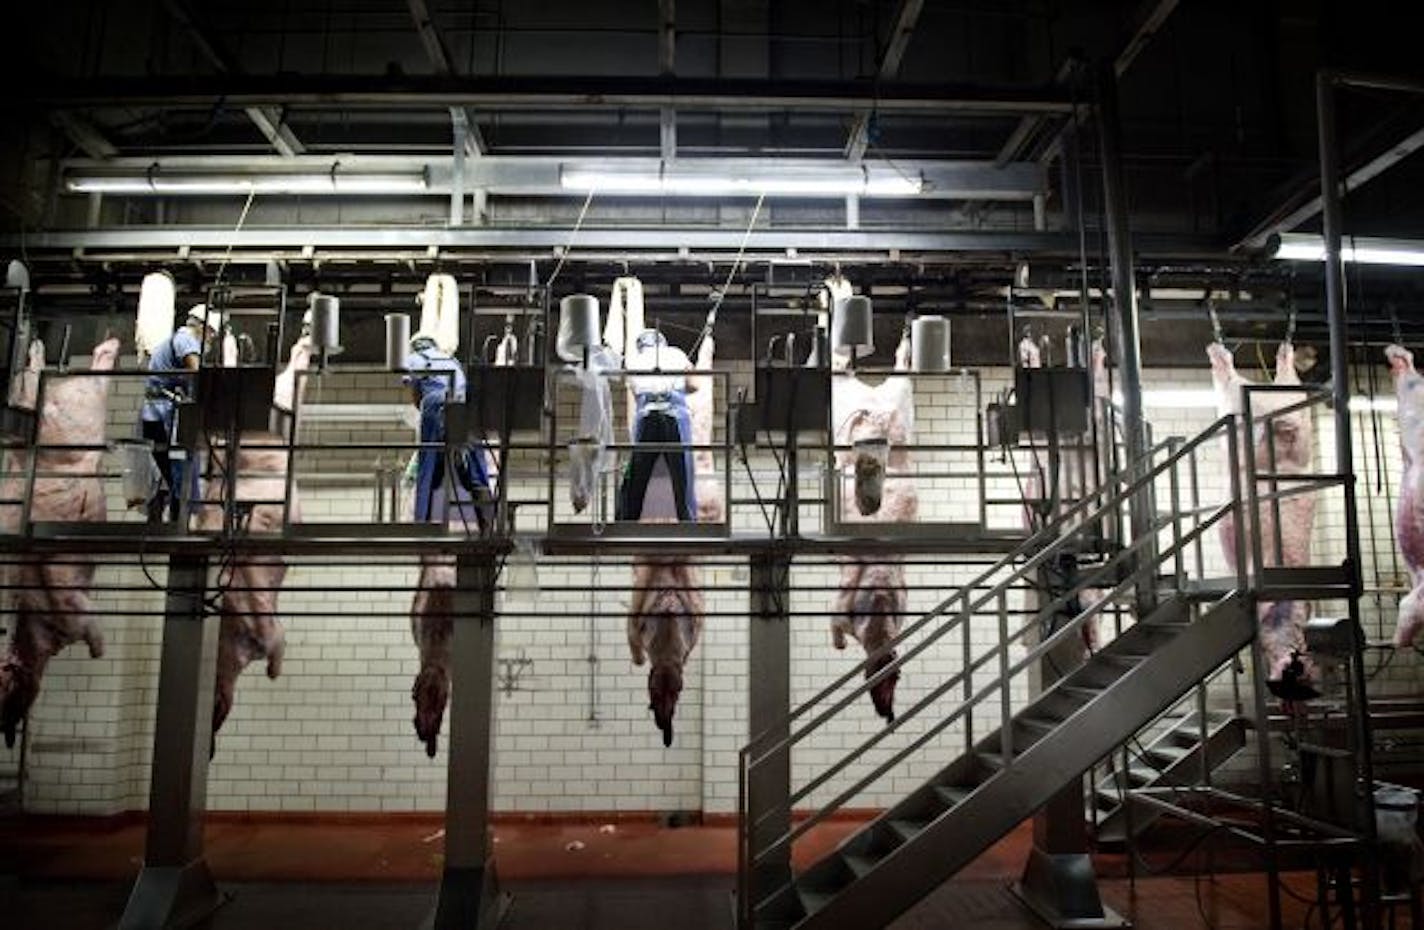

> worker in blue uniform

[
  {"left": 403, "top": 333, "right": 491, "bottom": 526},
  {"left": 139, "top": 303, "right": 219, "bottom": 522},
  {"left": 617, "top": 328, "right": 698, "bottom": 522}
]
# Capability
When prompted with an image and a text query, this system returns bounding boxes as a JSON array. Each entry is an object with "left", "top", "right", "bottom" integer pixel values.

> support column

[
  {"left": 1095, "top": 61, "right": 1153, "bottom": 556},
  {"left": 424, "top": 552, "right": 508, "bottom": 930},
  {"left": 118, "top": 555, "right": 222, "bottom": 930},
  {"left": 747, "top": 551, "right": 792, "bottom": 907},
  {"left": 1013, "top": 562, "right": 1127, "bottom": 929},
  {"left": 1315, "top": 70, "right": 1381, "bottom": 930}
]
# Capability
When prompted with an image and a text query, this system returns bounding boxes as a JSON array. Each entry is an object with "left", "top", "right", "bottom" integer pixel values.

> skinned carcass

[
  {"left": 203, "top": 337, "right": 313, "bottom": 741},
  {"left": 626, "top": 334, "right": 717, "bottom": 745},
  {"left": 408, "top": 336, "right": 511, "bottom": 758},
  {"left": 829, "top": 335, "right": 918, "bottom": 722},
  {"left": 411, "top": 555, "right": 456, "bottom": 757},
  {"left": 0, "top": 336, "right": 121, "bottom": 746},
  {"left": 628, "top": 557, "right": 705, "bottom": 746},
  {"left": 1208, "top": 341, "right": 1317, "bottom": 691},
  {"left": 1386, "top": 344, "right": 1424, "bottom": 647}
]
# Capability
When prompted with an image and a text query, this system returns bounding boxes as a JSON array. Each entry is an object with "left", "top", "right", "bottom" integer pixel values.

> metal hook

[{"left": 1206, "top": 298, "right": 1223, "bottom": 344}]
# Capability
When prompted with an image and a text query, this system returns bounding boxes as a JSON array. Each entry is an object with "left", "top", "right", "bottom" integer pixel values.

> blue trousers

[{"left": 414, "top": 394, "right": 492, "bottom": 526}]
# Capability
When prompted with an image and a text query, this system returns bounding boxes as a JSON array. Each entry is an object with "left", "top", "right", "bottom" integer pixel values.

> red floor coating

[
  {"left": 0, "top": 813, "right": 1032, "bottom": 883},
  {"left": 1, "top": 814, "right": 1408, "bottom": 930}
]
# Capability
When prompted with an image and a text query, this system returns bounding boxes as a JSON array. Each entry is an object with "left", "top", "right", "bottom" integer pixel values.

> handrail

[
  {"left": 743, "top": 425, "right": 1196, "bottom": 758},
  {"left": 744, "top": 415, "right": 1232, "bottom": 766},
  {"left": 738, "top": 413, "right": 1243, "bottom": 924},
  {"left": 750, "top": 509, "right": 1235, "bottom": 864}
]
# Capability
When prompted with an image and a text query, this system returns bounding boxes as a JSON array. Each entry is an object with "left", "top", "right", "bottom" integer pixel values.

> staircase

[
  {"left": 1088, "top": 697, "right": 1249, "bottom": 845},
  {"left": 737, "top": 414, "right": 1258, "bottom": 930}
]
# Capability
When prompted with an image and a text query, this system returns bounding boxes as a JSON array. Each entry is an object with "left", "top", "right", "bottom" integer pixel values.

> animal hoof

[
  {"left": 2, "top": 727, "right": 13, "bottom": 750},
  {"left": 661, "top": 726, "right": 673, "bottom": 748},
  {"left": 425, "top": 737, "right": 438, "bottom": 759}
]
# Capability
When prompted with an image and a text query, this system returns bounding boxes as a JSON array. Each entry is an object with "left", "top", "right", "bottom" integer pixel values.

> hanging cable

[
  {"left": 692, "top": 193, "right": 764, "bottom": 358},
  {"left": 212, "top": 188, "right": 258, "bottom": 292},
  {"left": 544, "top": 188, "right": 596, "bottom": 291}
]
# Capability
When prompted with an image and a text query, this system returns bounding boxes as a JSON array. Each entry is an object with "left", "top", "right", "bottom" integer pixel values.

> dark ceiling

[{"left": 1, "top": 0, "right": 1423, "bottom": 366}]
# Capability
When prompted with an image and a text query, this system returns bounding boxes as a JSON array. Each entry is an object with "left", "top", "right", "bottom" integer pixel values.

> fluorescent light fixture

[
  {"left": 66, "top": 166, "right": 428, "bottom": 196},
  {"left": 560, "top": 164, "right": 922, "bottom": 198},
  {"left": 1271, "top": 232, "right": 1424, "bottom": 267}
]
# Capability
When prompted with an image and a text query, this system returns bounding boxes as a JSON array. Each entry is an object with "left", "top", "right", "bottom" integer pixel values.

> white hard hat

[{"left": 186, "top": 303, "right": 221, "bottom": 331}]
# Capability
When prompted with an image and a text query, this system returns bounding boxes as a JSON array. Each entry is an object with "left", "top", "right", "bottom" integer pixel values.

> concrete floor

[{"left": 0, "top": 815, "right": 1382, "bottom": 930}]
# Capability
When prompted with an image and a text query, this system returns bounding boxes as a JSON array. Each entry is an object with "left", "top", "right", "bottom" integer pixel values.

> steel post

[
  {"left": 1095, "top": 62, "right": 1153, "bottom": 564},
  {"left": 747, "top": 550, "right": 793, "bottom": 905},
  {"left": 424, "top": 552, "right": 508, "bottom": 930},
  {"left": 118, "top": 555, "right": 222, "bottom": 930},
  {"left": 1316, "top": 70, "right": 1382, "bottom": 930}
]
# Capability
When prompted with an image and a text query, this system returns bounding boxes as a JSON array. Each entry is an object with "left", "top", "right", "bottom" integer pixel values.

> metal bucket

[
  {"left": 911, "top": 315, "right": 951, "bottom": 371},
  {"left": 831, "top": 295, "right": 874, "bottom": 358},
  {"left": 557, "top": 294, "right": 601, "bottom": 362},
  {"left": 308, "top": 293, "right": 341, "bottom": 350},
  {"left": 385, "top": 313, "right": 411, "bottom": 370}
]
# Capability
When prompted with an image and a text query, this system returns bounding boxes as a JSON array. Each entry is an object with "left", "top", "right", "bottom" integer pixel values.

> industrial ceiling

[{"left": 1, "top": 0, "right": 1423, "bottom": 362}]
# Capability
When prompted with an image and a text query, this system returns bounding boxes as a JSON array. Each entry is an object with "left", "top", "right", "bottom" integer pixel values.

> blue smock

[
  {"left": 139, "top": 328, "right": 203, "bottom": 511},
  {"left": 141, "top": 328, "right": 202, "bottom": 427},
  {"left": 403, "top": 347, "right": 490, "bottom": 524}
]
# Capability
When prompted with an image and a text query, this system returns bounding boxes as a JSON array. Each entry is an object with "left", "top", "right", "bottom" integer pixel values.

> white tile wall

[{"left": 3, "top": 356, "right": 1417, "bottom": 816}]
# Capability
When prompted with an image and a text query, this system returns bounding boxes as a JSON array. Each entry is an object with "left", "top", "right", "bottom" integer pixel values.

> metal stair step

[
  {"left": 934, "top": 785, "right": 971, "bottom": 809},
  {"left": 888, "top": 819, "right": 926, "bottom": 844},
  {"left": 1017, "top": 715, "right": 1058, "bottom": 734},
  {"left": 842, "top": 852, "right": 879, "bottom": 879},
  {"left": 1057, "top": 685, "right": 1103, "bottom": 703},
  {"left": 1146, "top": 743, "right": 1194, "bottom": 766},
  {"left": 977, "top": 751, "right": 1008, "bottom": 772},
  {"left": 797, "top": 886, "right": 833, "bottom": 918}
]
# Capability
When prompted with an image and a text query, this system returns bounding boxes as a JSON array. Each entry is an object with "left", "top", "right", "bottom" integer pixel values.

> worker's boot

[{"left": 147, "top": 490, "right": 169, "bottom": 525}]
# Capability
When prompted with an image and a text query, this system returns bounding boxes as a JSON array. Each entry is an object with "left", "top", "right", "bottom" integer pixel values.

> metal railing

[{"left": 735, "top": 412, "right": 1247, "bottom": 927}]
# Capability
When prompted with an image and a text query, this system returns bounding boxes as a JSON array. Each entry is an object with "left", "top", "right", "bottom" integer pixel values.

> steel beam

[
  {"left": 1236, "top": 122, "right": 1424, "bottom": 250},
  {"left": 118, "top": 555, "right": 221, "bottom": 930},
  {"left": 242, "top": 106, "right": 305, "bottom": 159},
  {"left": 747, "top": 552, "right": 793, "bottom": 906},
  {"left": 424, "top": 553, "right": 508, "bottom": 930},
  {"left": 405, "top": 0, "right": 487, "bottom": 158},
  {"left": 6, "top": 227, "right": 1157, "bottom": 255},
  {"left": 35, "top": 75, "right": 1077, "bottom": 116},
  {"left": 1114, "top": 0, "right": 1180, "bottom": 79},
  {"left": 50, "top": 110, "right": 117, "bottom": 159},
  {"left": 659, "top": 0, "right": 676, "bottom": 160},
  {"left": 1035, "top": 0, "right": 1179, "bottom": 168},
  {"left": 845, "top": 0, "right": 925, "bottom": 160},
  {"left": 160, "top": 0, "right": 305, "bottom": 157}
]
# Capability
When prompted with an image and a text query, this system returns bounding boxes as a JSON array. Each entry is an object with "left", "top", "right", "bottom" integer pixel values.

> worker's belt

[
  {"left": 636, "top": 391, "right": 681, "bottom": 413},
  {"left": 144, "top": 386, "right": 185, "bottom": 402}
]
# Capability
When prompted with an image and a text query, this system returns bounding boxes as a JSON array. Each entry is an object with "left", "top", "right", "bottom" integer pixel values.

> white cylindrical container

[
  {"left": 386, "top": 313, "right": 411, "bottom": 370},
  {"left": 136, "top": 271, "right": 176, "bottom": 357},
  {"left": 832, "top": 295, "right": 874, "bottom": 358},
  {"left": 308, "top": 293, "right": 340, "bottom": 350},
  {"left": 557, "top": 294, "right": 600, "bottom": 362},
  {"left": 911, "top": 315, "right": 951, "bottom": 372}
]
